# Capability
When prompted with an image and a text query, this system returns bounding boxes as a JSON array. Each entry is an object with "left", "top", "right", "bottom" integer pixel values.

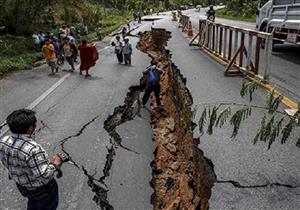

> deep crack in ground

[
  {"left": 137, "top": 28, "right": 216, "bottom": 210},
  {"left": 55, "top": 114, "right": 114, "bottom": 209},
  {"left": 55, "top": 83, "right": 144, "bottom": 210}
]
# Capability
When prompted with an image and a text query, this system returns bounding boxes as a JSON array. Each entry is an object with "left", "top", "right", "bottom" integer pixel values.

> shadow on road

[{"left": 272, "top": 45, "right": 300, "bottom": 65}]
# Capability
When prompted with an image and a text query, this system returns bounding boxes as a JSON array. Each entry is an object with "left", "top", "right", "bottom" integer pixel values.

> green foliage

[
  {"left": 199, "top": 107, "right": 207, "bottom": 135},
  {"left": 281, "top": 119, "right": 296, "bottom": 144},
  {"left": 222, "top": 0, "right": 259, "bottom": 17},
  {"left": 0, "top": 35, "right": 34, "bottom": 56},
  {"left": 216, "top": 8, "right": 257, "bottom": 23},
  {"left": 266, "top": 90, "right": 283, "bottom": 114},
  {"left": 253, "top": 115, "right": 284, "bottom": 149},
  {"left": 0, "top": 35, "right": 43, "bottom": 75},
  {"left": 0, "top": 52, "right": 43, "bottom": 75},
  {"left": 197, "top": 81, "right": 300, "bottom": 149},
  {"left": 229, "top": 107, "right": 252, "bottom": 138},
  {"left": 207, "top": 105, "right": 220, "bottom": 134},
  {"left": 216, "top": 107, "right": 231, "bottom": 128},
  {"left": 240, "top": 81, "right": 259, "bottom": 102}
]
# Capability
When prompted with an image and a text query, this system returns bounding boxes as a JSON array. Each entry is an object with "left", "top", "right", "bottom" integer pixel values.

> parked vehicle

[{"left": 256, "top": 0, "right": 300, "bottom": 47}]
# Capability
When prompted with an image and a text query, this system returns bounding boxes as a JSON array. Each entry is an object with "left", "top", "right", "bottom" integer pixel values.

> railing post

[
  {"left": 228, "top": 29, "right": 233, "bottom": 60},
  {"left": 212, "top": 24, "right": 215, "bottom": 50},
  {"left": 239, "top": 33, "right": 245, "bottom": 67},
  {"left": 247, "top": 33, "right": 253, "bottom": 71},
  {"left": 219, "top": 27, "right": 223, "bottom": 55},
  {"left": 223, "top": 28, "right": 228, "bottom": 59},
  {"left": 263, "top": 35, "right": 272, "bottom": 80},
  {"left": 254, "top": 37, "right": 261, "bottom": 75},
  {"left": 234, "top": 29, "right": 238, "bottom": 58},
  {"left": 215, "top": 25, "right": 219, "bottom": 52}
]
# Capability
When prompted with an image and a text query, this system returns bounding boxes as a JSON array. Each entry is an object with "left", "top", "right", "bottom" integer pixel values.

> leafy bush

[{"left": 0, "top": 52, "right": 43, "bottom": 75}]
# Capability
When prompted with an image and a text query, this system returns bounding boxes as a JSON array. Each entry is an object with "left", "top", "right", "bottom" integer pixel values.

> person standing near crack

[
  {"left": 112, "top": 35, "right": 123, "bottom": 64},
  {"left": 123, "top": 38, "right": 132, "bottom": 65},
  {"left": 0, "top": 109, "right": 65, "bottom": 210},
  {"left": 141, "top": 60, "right": 165, "bottom": 109}
]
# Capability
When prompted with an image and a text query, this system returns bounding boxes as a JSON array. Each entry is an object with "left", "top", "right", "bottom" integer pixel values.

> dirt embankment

[{"left": 137, "top": 29, "right": 216, "bottom": 210}]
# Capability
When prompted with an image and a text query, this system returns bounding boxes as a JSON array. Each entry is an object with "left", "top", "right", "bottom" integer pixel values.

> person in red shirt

[{"left": 78, "top": 40, "right": 99, "bottom": 77}]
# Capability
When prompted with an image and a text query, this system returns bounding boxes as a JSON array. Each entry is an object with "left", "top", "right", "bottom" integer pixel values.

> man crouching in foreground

[{"left": 0, "top": 109, "right": 65, "bottom": 210}]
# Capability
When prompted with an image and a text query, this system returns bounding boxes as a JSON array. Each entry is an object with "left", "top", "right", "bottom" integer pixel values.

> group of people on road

[
  {"left": 0, "top": 60, "right": 165, "bottom": 210},
  {"left": 0, "top": 15, "right": 169, "bottom": 210},
  {"left": 112, "top": 35, "right": 133, "bottom": 65},
  {"left": 32, "top": 25, "right": 81, "bottom": 52},
  {"left": 38, "top": 25, "right": 99, "bottom": 77}
]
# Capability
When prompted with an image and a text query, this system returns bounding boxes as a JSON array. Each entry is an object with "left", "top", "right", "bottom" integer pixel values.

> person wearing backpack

[{"left": 141, "top": 60, "right": 165, "bottom": 108}]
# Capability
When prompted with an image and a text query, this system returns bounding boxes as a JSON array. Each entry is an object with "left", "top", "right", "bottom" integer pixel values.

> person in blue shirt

[{"left": 141, "top": 60, "right": 165, "bottom": 108}]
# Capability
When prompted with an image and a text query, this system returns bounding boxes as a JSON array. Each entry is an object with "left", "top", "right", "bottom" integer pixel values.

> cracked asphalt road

[
  {"left": 0, "top": 21, "right": 154, "bottom": 210},
  {"left": 0, "top": 13, "right": 299, "bottom": 210}
]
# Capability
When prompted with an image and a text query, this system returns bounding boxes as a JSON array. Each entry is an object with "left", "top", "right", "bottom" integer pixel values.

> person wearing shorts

[{"left": 42, "top": 39, "right": 58, "bottom": 74}]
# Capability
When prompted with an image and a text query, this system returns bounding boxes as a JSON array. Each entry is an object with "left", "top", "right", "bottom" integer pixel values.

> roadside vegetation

[
  {"left": 198, "top": 81, "right": 300, "bottom": 149},
  {"left": 0, "top": 0, "right": 134, "bottom": 76},
  {"left": 215, "top": 0, "right": 258, "bottom": 23},
  {"left": 216, "top": 8, "right": 256, "bottom": 23}
]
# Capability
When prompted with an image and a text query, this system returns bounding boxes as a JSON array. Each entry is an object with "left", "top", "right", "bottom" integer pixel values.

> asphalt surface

[
  {"left": 0, "top": 13, "right": 299, "bottom": 210},
  {"left": 0, "top": 21, "right": 155, "bottom": 210},
  {"left": 185, "top": 8, "right": 300, "bottom": 102},
  {"left": 152, "top": 15, "right": 299, "bottom": 210}
]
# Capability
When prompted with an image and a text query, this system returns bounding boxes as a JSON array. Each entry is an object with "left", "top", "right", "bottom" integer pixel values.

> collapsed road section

[
  {"left": 58, "top": 28, "right": 216, "bottom": 210},
  {"left": 137, "top": 29, "right": 216, "bottom": 210}
]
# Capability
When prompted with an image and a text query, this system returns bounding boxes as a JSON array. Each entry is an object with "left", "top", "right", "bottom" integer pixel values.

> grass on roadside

[
  {"left": 0, "top": 35, "right": 43, "bottom": 76},
  {"left": 81, "top": 13, "right": 130, "bottom": 42},
  {"left": 0, "top": 53, "right": 43, "bottom": 76},
  {"left": 216, "top": 8, "right": 256, "bottom": 23}
]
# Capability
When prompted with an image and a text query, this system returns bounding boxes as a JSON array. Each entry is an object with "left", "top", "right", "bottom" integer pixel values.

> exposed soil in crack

[{"left": 137, "top": 28, "right": 216, "bottom": 210}]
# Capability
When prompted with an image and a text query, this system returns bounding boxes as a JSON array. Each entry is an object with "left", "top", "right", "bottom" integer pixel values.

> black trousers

[
  {"left": 17, "top": 179, "right": 58, "bottom": 210},
  {"left": 142, "top": 83, "right": 161, "bottom": 106},
  {"left": 116, "top": 50, "right": 123, "bottom": 63},
  {"left": 124, "top": 54, "right": 131, "bottom": 65}
]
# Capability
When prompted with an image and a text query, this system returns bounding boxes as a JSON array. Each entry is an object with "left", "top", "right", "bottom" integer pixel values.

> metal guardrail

[
  {"left": 178, "top": 13, "right": 190, "bottom": 33},
  {"left": 190, "top": 19, "right": 273, "bottom": 81}
]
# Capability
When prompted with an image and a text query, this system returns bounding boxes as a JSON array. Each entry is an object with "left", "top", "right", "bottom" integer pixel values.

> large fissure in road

[
  {"left": 137, "top": 28, "right": 216, "bottom": 210},
  {"left": 57, "top": 83, "right": 144, "bottom": 210},
  {"left": 57, "top": 28, "right": 217, "bottom": 209}
]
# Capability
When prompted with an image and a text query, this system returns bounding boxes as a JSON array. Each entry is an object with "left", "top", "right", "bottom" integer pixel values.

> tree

[{"left": 0, "top": 0, "right": 53, "bottom": 35}]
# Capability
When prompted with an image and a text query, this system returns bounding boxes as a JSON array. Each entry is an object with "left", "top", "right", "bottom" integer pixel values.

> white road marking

[
  {"left": 0, "top": 73, "right": 71, "bottom": 138},
  {"left": 1, "top": 43, "right": 112, "bottom": 138}
]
